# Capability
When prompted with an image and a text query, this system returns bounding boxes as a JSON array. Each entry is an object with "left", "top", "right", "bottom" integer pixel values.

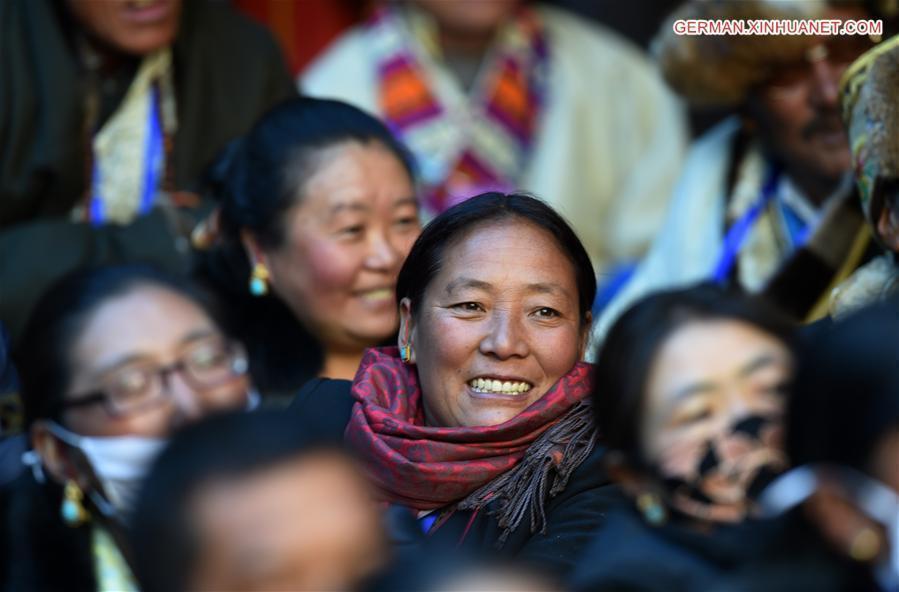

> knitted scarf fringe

[{"left": 455, "top": 400, "right": 598, "bottom": 546}]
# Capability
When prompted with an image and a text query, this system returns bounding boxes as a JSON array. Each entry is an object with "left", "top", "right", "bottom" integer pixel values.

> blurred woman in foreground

[
  {"left": 572, "top": 285, "right": 795, "bottom": 591},
  {"left": 132, "top": 410, "right": 387, "bottom": 592},
  {"left": 1, "top": 265, "right": 255, "bottom": 591}
]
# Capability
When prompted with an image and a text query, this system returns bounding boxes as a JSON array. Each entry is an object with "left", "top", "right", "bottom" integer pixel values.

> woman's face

[
  {"left": 402, "top": 219, "right": 587, "bottom": 428},
  {"left": 640, "top": 320, "right": 792, "bottom": 521},
  {"left": 62, "top": 285, "right": 251, "bottom": 438},
  {"left": 263, "top": 142, "right": 420, "bottom": 352}
]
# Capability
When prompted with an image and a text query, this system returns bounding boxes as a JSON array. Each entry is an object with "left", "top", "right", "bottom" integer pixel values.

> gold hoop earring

[
  {"left": 61, "top": 480, "right": 90, "bottom": 527},
  {"left": 249, "top": 263, "right": 269, "bottom": 297}
]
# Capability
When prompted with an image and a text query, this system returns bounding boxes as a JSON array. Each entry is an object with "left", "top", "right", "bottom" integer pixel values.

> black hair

[
  {"left": 787, "top": 298, "right": 899, "bottom": 474},
  {"left": 14, "top": 264, "right": 221, "bottom": 428},
  {"left": 197, "top": 97, "right": 416, "bottom": 395},
  {"left": 130, "top": 410, "right": 351, "bottom": 592},
  {"left": 592, "top": 283, "right": 795, "bottom": 468},
  {"left": 214, "top": 96, "right": 415, "bottom": 251},
  {"left": 396, "top": 192, "right": 596, "bottom": 323}
]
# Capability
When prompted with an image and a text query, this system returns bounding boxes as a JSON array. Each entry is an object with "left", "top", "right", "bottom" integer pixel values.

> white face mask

[
  {"left": 46, "top": 422, "right": 166, "bottom": 522},
  {"left": 27, "top": 389, "right": 259, "bottom": 521},
  {"left": 761, "top": 464, "right": 899, "bottom": 591}
]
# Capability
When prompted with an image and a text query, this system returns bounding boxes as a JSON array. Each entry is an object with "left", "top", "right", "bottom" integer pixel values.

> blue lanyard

[
  {"left": 88, "top": 84, "right": 164, "bottom": 225},
  {"left": 779, "top": 197, "right": 813, "bottom": 249},
  {"left": 712, "top": 163, "right": 782, "bottom": 284},
  {"left": 419, "top": 512, "right": 438, "bottom": 534}
]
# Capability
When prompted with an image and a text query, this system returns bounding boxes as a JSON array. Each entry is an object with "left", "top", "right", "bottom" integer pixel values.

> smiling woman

[
  {"left": 197, "top": 97, "right": 421, "bottom": 396},
  {"left": 290, "top": 192, "right": 620, "bottom": 575}
]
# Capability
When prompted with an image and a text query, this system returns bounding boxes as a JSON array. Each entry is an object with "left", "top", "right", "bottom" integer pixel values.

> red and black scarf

[{"left": 345, "top": 347, "right": 597, "bottom": 541}]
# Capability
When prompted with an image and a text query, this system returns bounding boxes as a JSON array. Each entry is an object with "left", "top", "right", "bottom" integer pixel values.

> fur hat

[
  {"left": 841, "top": 34, "right": 899, "bottom": 229},
  {"left": 654, "top": 1, "right": 837, "bottom": 106}
]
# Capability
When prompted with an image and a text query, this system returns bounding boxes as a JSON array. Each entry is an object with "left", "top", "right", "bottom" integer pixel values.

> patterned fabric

[
  {"left": 840, "top": 34, "right": 899, "bottom": 239},
  {"left": 371, "top": 6, "right": 548, "bottom": 214},
  {"left": 83, "top": 49, "right": 177, "bottom": 225},
  {"left": 345, "top": 347, "right": 593, "bottom": 511},
  {"left": 92, "top": 525, "right": 138, "bottom": 592},
  {"left": 830, "top": 253, "right": 899, "bottom": 319}
]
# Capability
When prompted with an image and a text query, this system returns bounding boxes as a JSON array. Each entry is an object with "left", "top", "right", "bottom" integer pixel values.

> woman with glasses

[{"left": 1, "top": 264, "right": 254, "bottom": 592}]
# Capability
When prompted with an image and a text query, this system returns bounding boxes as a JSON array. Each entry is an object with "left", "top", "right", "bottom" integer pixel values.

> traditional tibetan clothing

[
  {"left": 591, "top": 118, "right": 870, "bottom": 347},
  {"left": 0, "top": 0, "right": 296, "bottom": 341},
  {"left": 301, "top": 4, "right": 688, "bottom": 276}
]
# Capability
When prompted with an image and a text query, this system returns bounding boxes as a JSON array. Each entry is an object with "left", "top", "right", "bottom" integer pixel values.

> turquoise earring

[
  {"left": 61, "top": 480, "right": 90, "bottom": 527},
  {"left": 637, "top": 492, "right": 668, "bottom": 526},
  {"left": 249, "top": 263, "right": 269, "bottom": 297},
  {"left": 400, "top": 344, "right": 412, "bottom": 364}
]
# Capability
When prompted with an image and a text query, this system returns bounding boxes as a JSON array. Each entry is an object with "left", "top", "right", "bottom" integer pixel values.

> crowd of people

[{"left": 1, "top": 0, "right": 899, "bottom": 590}]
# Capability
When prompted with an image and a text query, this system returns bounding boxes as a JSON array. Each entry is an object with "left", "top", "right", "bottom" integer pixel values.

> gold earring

[
  {"left": 249, "top": 263, "right": 269, "bottom": 297},
  {"left": 849, "top": 526, "right": 882, "bottom": 562},
  {"left": 400, "top": 344, "right": 413, "bottom": 364},
  {"left": 61, "top": 480, "right": 90, "bottom": 527}
]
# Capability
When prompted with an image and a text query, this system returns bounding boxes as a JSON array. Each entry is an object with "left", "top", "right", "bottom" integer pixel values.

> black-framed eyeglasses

[{"left": 60, "top": 338, "right": 250, "bottom": 418}]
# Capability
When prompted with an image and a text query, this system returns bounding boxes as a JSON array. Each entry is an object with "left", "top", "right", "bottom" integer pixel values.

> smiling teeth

[{"left": 468, "top": 378, "right": 532, "bottom": 394}]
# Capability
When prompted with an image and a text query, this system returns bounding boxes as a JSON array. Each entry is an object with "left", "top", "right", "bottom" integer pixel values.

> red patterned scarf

[{"left": 345, "top": 347, "right": 596, "bottom": 540}]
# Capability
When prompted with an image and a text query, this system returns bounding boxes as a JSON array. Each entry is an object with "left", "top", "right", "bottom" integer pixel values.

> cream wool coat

[{"left": 590, "top": 118, "right": 741, "bottom": 353}]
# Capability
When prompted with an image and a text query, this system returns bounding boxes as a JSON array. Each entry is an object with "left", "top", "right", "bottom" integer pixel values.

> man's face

[{"left": 747, "top": 10, "right": 873, "bottom": 189}]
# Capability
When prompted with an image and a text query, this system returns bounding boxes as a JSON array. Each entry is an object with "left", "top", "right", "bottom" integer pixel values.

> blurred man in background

[
  {"left": 301, "top": 0, "right": 688, "bottom": 285},
  {"left": 0, "top": 0, "right": 295, "bottom": 342},
  {"left": 593, "top": 0, "right": 879, "bottom": 344}
]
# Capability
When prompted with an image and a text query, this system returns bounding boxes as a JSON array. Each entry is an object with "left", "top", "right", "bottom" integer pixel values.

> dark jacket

[
  {"left": 0, "top": 0, "right": 296, "bottom": 342},
  {"left": 569, "top": 505, "right": 880, "bottom": 592},
  {"left": 289, "top": 378, "right": 626, "bottom": 576},
  {"left": 569, "top": 505, "right": 778, "bottom": 591},
  {"left": 712, "top": 511, "right": 882, "bottom": 592}
]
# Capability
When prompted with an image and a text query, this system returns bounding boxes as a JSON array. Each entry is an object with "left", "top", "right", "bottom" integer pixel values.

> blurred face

[
  {"left": 263, "top": 142, "right": 420, "bottom": 353},
  {"left": 402, "top": 219, "right": 587, "bottom": 428},
  {"left": 67, "top": 0, "right": 181, "bottom": 56},
  {"left": 413, "top": 0, "right": 520, "bottom": 37},
  {"left": 641, "top": 320, "right": 792, "bottom": 522},
  {"left": 747, "top": 9, "right": 872, "bottom": 191},
  {"left": 61, "top": 285, "right": 251, "bottom": 438},
  {"left": 190, "top": 452, "right": 388, "bottom": 592}
]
